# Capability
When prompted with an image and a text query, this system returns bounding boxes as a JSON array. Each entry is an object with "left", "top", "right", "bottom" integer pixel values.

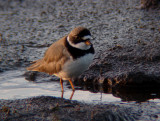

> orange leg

[
  {"left": 69, "top": 79, "right": 75, "bottom": 91},
  {"left": 70, "top": 90, "right": 75, "bottom": 100},
  {"left": 61, "top": 91, "right": 64, "bottom": 99},
  {"left": 60, "top": 78, "right": 64, "bottom": 92}
]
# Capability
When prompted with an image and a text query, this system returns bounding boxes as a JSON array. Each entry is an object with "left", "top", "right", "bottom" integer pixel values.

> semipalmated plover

[{"left": 27, "top": 27, "right": 95, "bottom": 91}]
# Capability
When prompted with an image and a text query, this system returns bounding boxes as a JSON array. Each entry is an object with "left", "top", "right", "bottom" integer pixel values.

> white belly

[{"left": 56, "top": 53, "right": 94, "bottom": 80}]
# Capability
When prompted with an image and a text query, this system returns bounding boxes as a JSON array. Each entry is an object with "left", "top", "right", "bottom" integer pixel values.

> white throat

[{"left": 67, "top": 36, "right": 91, "bottom": 50}]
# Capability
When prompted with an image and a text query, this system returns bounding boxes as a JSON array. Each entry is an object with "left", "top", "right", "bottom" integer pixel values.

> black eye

[{"left": 84, "top": 39, "right": 90, "bottom": 42}]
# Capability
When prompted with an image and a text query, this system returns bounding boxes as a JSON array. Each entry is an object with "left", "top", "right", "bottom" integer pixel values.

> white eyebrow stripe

[{"left": 82, "top": 35, "right": 92, "bottom": 40}]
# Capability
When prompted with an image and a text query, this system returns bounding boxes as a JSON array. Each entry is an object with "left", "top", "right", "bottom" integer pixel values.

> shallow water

[{"left": 0, "top": 69, "right": 160, "bottom": 104}]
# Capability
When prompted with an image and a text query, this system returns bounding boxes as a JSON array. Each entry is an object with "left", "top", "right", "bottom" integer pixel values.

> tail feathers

[{"left": 27, "top": 59, "right": 43, "bottom": 71}]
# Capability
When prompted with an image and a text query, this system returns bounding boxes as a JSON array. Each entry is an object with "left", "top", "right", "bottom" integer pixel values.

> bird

[{"left": 27, "top": 26, "right": 95, "bottom": 92}]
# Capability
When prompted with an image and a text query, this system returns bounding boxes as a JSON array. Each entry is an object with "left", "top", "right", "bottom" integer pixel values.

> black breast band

[{"left": 65, "top": 39, "right": 95, "bottom": 60}]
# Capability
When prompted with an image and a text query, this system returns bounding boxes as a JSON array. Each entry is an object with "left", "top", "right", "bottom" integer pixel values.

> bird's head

[{"left": 67, "top": 27, "right": 93, "bottom": 50}]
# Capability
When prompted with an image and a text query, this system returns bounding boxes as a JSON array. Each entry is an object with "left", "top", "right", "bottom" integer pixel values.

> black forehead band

[{"left": 77, "top": 29, "right": 91, "bottom": 37}]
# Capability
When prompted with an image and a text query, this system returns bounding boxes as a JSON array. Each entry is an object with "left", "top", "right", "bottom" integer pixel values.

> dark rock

[
  {"left": 139, "top": 0, "right": 160, "bottom": 9},
  {"left": 0, "top": 96, "right": 141, "bottom": 121},
  {"left": 24, "top": 71, "right": 37, "bottom": 81},
  {"left": 24, "top": 71, "right": 59, "bottom": 82}
]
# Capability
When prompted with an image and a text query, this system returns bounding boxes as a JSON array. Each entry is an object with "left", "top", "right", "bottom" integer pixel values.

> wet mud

[{"left": 0, "top": 0, "right": 160, "bottom": 120}]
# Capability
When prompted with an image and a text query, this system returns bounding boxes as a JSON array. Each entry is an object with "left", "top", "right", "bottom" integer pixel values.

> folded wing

[{"left": 27, "top": 37, "right": 70, "bottom": 75}]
